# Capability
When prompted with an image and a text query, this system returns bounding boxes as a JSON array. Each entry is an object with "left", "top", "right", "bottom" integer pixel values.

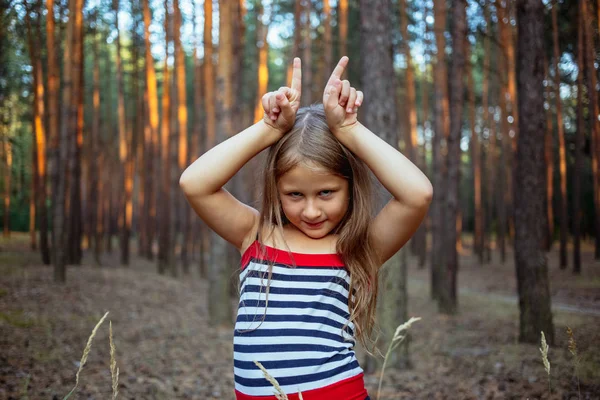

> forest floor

[{"left": 1, "top": 232, "right": 599, "bottom": 400}]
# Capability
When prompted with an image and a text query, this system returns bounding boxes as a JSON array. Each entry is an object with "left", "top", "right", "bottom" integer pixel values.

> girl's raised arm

[
  {"left": 323, "top": 57, "right": 433, "bottom": 265},
  {"left": 179, "top": 58, "right": 302, "bottom": 252}
]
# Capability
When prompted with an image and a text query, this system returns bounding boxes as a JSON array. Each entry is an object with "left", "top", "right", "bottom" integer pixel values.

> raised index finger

[
  {"left": 326, "top": 56, "right": 349, "bottom": 87},
  {"left": 290, "top": 57, "right": 302, "bottom": 94}
]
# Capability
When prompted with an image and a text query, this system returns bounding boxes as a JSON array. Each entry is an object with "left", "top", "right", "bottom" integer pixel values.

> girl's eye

[
  {"left": 289, "top": 192, "right": 303, "bottom": 198},
  {"left": 320, "top": 190, "right": 332, "bottom": 197}
]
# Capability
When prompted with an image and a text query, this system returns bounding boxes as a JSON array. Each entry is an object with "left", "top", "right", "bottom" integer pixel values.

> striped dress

[{"left": 234, "top": 241, "right": 369, "bottom": 400}]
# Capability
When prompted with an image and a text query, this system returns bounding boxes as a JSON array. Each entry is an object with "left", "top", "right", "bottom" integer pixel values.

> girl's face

[{"left": 277, "top": 162, "right": 349, "bottom": 239}]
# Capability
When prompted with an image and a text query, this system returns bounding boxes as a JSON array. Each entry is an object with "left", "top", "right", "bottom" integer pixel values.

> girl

[{"left": 180, "top": 57, "right": 433, "bottom": 400}]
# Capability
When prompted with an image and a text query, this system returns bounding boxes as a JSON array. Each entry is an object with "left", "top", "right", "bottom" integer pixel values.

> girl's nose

[{"left": 302, "top": 201, "right": 322, "bottom": 220}]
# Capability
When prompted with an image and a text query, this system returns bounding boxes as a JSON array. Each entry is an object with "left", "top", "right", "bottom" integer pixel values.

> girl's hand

[
  {"left": 323, "top": 56, "right": 364, "bottom": 134},
  {"left": 262, "top": 57, "right": 302, "bottom": 134}
]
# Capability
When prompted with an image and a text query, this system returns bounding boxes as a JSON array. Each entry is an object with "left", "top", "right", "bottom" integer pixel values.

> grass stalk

[
  {"left": 110, "top": 321, "right": 119, "bottom": 400},
  {"left": 539, "top": 331, "right": 551, "bottom": 395},
  {"left": 376, "top": 317, "right": 421, "bottom": 400},
  {"left": 253, "top": 360, "right": 303, "bottom": 400},
  {"left": 63, "top": 311, "right": 109, "bottom": 400}
]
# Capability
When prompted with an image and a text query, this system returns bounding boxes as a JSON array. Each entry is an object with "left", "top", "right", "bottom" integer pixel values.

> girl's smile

[{"left": 277, "top": 162, "right": 349, "bottom": 238}]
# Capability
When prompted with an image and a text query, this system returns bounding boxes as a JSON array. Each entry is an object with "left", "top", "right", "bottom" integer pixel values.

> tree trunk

[
  {"left": 143, "top": 0, "right": 159, "bottom": 262},
  {"left": 467, "top": 38, "right": 482, "bottom": 265},
  {"left": 359, "top": 0, "right": 405, "bottom": 371},
  {"left": 253, "top": 3, "right": 268, "bottom": 124},
  {"left": 497, "top": 0, "right": 509, "bottom": 264},
  {"left": 158, "top": 0, "right": 173, "bottom": 275},
  {"left": 440, "top": 0, "right": 466, "bottom": 315},
  {"left": 301, "top": 0, "right": 312, "bottom": 106},
  {"left": 481, "top": 2, "right": 491, "bottom": 264},
  {"left": 573, "top": 5, "right": 584, "bottom": 274},
  {"left": 583, "top": 0, "right": 600, "bottom": 261},
  {"left": 552, "top": 1, "right": 568, "bottom": 268},
  {"left": 543, "top": 58, "right": 554, "bottom": 253},
  {"left": 338, "top": 0, "right": 348, "bottom": 62},
  {"left": 322, "top": 0, "right": 333, "bottom": 87},
  {"left": 25, "top": 5, "right": 50, "bottom": 264},
  {"left": 90, "top": 11, "right": 101, "bottom": 264},
  {"left": 173, "top": 0, "right": 190, "bottom": 272},
  {"left": 431, "top": 0, "right": 449, "bottom": 300},
  {"left": 3, "top": 135, "right": 11, "bottom": 237},
  {"left": 114, "top": 0, "right": 130, "bottom": 266},
  {"left": 514, "top": 0, "right": 554, "bottom": 345},
  {"left": 67, "top": 0, "right": 84, "bottom": 265},
  {"left": 208, "top": 0, "right": 235, "bottom": 327}
]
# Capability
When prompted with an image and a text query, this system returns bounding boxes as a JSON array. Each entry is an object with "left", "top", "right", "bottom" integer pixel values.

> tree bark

[
  {"left": 173, "top": 0, "right": 190, "bottom": 272},
  {"left": 573, "top": 4, "right": 584, "bottom": 274},
  {"left": 583, "top": 0, "right": 600, "bottom": 261},
  {"left": 301, "top": 0, "right": 312, "bottom": 106},
  {"left": 440, "top": 0, "right": 466, "bottom": 315},
  {"left": 25, "top": 5, "right": 50, "bottom": 264},
  {"left": 514, "top": 0, "right": 554, "bottom": 344},
  {"left": 359, "top": 0, "right": 405, "bottom": 371},
  {"left": 552, "top": 1, "right": 568, "bottom": 267},
  {"left": 209, "top": 0, "right": 235, "bottom": 327},
  {"left": 431, "top": 0, "right": 449, "bottom": 300},
  {"left": 253, "top": 3, "right": 268, "bottom": 124},
  {"left": 543, "top": 57, "right": 554, "bottom": 253},
  {"left": 158, "top": 0, "right": 173, "bottom": 275},
  {"left": 467, "top": 38, "right": 482, "bottom": 265}
]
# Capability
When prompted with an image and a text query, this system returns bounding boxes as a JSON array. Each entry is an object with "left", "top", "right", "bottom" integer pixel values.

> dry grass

[
  {"left": 63, "top": 311, "right": 110, "bottom": 400},
  {"left": 377, "top": 317, "right": 421, "bottom": 400},
  {"left": 253, "top": 360, "right": 303, "bottom": 399}
]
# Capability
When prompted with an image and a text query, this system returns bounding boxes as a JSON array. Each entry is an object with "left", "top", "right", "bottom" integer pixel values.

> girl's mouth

[{"left": 304, "top": 220, "right": 325, "bottom": 229}]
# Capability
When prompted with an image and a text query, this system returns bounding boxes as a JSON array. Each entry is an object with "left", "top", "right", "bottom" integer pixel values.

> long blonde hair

[{"left": 257, "top": 104, "right": 380, "bottom": 351}]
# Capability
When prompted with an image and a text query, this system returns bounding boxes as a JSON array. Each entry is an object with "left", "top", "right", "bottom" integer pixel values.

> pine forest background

[{"left": 1, "top": 0, "right": 600, "bottom": 398}]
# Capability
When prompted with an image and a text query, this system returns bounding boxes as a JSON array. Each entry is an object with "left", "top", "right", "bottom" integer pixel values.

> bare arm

[
  {"left": 179, "top": 121, "right": 282, "bottom": 250},
  {"left": 323, "top": 57, "right": 433, "bottom": 264},
  {"left": 180, "top": 58, "right": 303, "bottom": 252}
]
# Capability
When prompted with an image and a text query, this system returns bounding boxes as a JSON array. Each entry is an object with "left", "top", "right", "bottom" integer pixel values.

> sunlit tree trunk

[
  {"left": 302, "top": 0, "right": 312, "bottom": 106},
  {"left": 142, "top": 0, "right": 159, "bottom": 262},
  {"left": 158, "top": 0, "right": 173, "bottom": 275},
  {"left": 199, "top": 0, "right": 216, "bottom": 277},
  {"left": 431, "top": 0, "right": 449, "bottom": 300},
  {"left": 25, "top": 5, "right": 50, "bottom": 263},
  {"left": 90, "top": 11, "right": 101, "bottom": 264},
  {"left": 552, "top": 1, "right": 568, "bottom": 267},
  {"left": 543, "top": 58, "right": 554, "bottom": 253},
  {"left": 514, "top": 0, "right": 554, "bottom": 345},
  {"left": 46, "top": 0, "right": 59, "bottom": 264},
  {"left": 67, "top": 0, "right": 84, "bottom": 265},
  {"left": 322, "top": 0, "right": 332, "bottom": 86},
  {"left": 114, "top": 0, "right": 130, "bottom": 265},
  {"left": 583, "top": 0, "right": 600, "bottom": 261},
  {"left": 338, "top": 0, "right": 348, "bottom": 62},
  {"left": 253, "top": 3, "right": 268, "bottom": 124},
  {"left": 191, "top": 2, "right": 203, "bottom": 270},
  {"left": 288, "top": 0, "right": 302, "bottom": 83},
  {"left": 497, "top": 0, "right": 509, "bottom": 264},
  {"left": 173, "top": 0, "right": 190, "bottom": 272},
  {"left": 573, "top": 7, "right": 584, "bottom": 273},
  {"left": 208, "top": 0, "right": 235, "bottom": 327}
]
